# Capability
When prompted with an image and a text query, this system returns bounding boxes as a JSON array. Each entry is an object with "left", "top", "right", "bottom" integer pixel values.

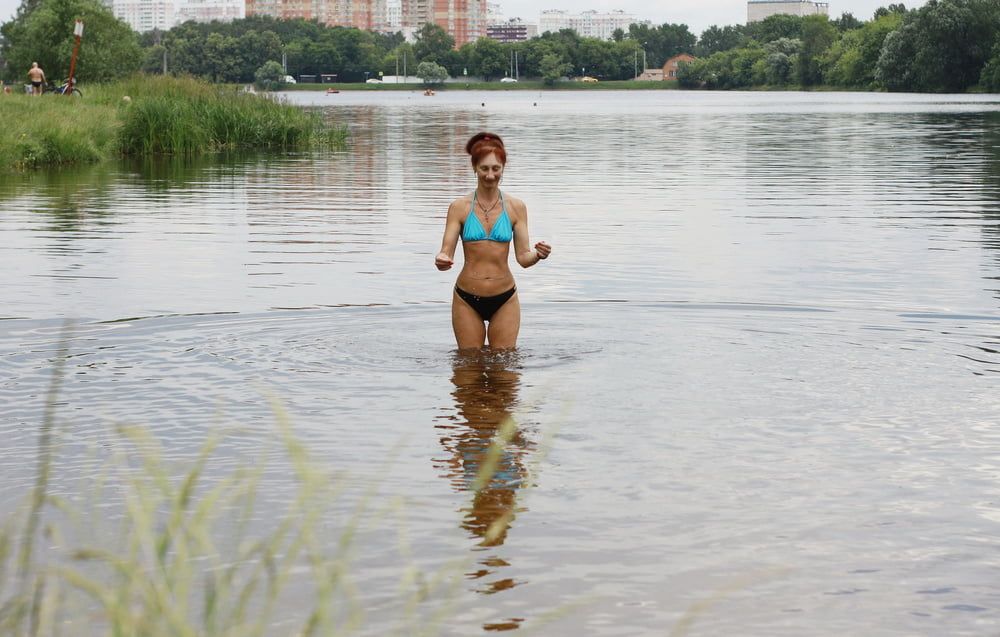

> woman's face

[{"left": 475, "top": 152, "right": 504, "bottom": 187}]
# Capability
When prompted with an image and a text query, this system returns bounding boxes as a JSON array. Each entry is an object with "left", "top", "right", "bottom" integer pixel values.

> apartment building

[
  {"left": 111, "top": 0, "right": 175, "bottom": 32},
  {"left": 386, "top": 0, "right": 402, "bottom": 30},
  {"left": 747, "top": 0, "right": 829, "bottom": 22},
  {"left": 176, "top": 0, "right": 245, "bottom": 23},
  {"left": 539, "top": 9, "right": 635, "bottom": 40},
  {"left": 400, "top": 0, "right": 486, "bottom": 45},
  {"left": 246, "top": 0, "right": 387, "bottom": 30}
]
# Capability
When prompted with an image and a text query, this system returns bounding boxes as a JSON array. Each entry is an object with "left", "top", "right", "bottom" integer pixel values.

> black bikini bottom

[{"left": 455, "top": 285, "right": 516, "bottom": 322}]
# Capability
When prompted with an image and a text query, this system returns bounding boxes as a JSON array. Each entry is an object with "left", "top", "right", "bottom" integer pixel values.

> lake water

[{"left": 3, "top": 90, "right": 1000, "bottom": 635}]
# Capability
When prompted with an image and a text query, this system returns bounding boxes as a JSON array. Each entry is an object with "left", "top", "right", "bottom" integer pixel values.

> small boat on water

[
  {"left": 326, "top": 87, "right": 339, "bottom": 94},
  {"left": 423, "top": 88, "right": 435, "bottom": 96}
]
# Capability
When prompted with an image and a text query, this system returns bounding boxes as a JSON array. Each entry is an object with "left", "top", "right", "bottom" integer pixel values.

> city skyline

[{"left": 0, "top": 0, "right": 929, "bottom": 36}]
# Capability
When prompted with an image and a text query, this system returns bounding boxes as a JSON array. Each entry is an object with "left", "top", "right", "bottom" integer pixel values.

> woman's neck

[{"left": 476, "top": 184, "right": 500, "bottom": 199}]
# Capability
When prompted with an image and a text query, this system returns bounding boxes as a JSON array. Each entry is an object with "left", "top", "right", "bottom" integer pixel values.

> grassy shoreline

[{"left": 0, "top": 75, "right": 345, "bottom": 173}]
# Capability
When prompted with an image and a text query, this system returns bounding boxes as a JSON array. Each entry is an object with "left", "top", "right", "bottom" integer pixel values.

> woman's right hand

[{"left": 435, "top": 252, "right": 454, "bottom": 271}]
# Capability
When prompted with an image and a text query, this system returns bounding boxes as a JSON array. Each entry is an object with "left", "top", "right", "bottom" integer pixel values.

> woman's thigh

[
  {"left": 452, "top": 290, "right": 487, "bottom": 350},
  {"left": 487, "top": 293, "right": 520, "bottom": 349}
]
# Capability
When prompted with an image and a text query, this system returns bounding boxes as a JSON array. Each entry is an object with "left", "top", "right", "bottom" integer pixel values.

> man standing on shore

[{"left": 27, "top": 63, "right": 46, "bottom": 96}]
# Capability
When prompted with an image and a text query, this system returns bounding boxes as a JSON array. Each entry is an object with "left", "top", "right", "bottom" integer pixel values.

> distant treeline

[
  {"left": 2, "top": 0, "right": 998, "bottom": 91},
  {"left": 678, "top": 0, "right": 1000, "bottom": 92},
  {"left": 138, "top": 18, "right": 697, "bottom": 83}
]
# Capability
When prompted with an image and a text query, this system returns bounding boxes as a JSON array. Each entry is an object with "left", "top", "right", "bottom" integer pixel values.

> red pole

[{"left": 67, "top": 20, "right": 83, "bottom": 95}]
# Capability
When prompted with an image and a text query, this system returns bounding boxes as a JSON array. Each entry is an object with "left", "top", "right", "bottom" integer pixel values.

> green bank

[{"left": 0, "top": 75, "right": 345, "bottom": 173}]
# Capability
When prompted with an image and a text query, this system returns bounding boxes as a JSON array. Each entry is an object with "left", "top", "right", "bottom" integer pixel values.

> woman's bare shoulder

[
  {"left": 449, "top": 194, "right": 472, "bottom": 210},
  {"left": 504, "top": 193, "right": 528, "bottom": 216}
]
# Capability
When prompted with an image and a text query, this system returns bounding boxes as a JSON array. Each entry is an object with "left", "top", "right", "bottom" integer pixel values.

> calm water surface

[{"left": 3, "top": 91, "right": 1000, "bottom": 635}]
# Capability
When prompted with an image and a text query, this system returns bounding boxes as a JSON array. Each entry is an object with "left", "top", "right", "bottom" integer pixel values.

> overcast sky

[{"left": 0, "top": 0, "right": 925, "bottom": 37}]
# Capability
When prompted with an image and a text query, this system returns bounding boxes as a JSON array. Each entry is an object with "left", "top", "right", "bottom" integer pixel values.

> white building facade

[
  {"left": 386, "top": 0, "right": 402, "bottom": 30},
  {"left": 539, "top": 8, "right": 635, "bottom": 40},
  {"left": 112, "top": 0, "right": 175, "bottom": 32},
  {"left": 176, "top": 0, "right": 245, "bottom": 24},
  {"left": 747, "top": 0, "right": 829, "bottom": 22}
]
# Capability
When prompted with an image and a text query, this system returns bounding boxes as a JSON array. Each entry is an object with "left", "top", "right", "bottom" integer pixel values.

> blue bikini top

[{"left": 462, "top": 191, "right": 513, "bottom": 243}]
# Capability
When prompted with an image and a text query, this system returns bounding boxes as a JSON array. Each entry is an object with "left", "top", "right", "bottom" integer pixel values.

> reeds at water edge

[{"left": 0, "top": 75, "right": 346, "bottom": 172}]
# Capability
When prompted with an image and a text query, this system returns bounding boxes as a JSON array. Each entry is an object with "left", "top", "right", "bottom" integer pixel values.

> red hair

[{"left": 466, "top": 132, "right": 507, "bottom": 166}]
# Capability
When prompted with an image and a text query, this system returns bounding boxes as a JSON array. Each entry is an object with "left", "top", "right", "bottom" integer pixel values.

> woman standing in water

[{"left": 435, "top": 132, "right": 552, "bottom": 350}]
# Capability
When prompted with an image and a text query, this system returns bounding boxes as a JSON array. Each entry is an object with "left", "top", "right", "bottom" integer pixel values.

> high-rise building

[
  {"left": 486, "top": 1, "right": 502, "bottom": 22},
  {"left": 112, "top": 0, "right": 175, "bottom": 32},
  {"left": 747, "top": 0, "right": 829, "bottom": 22},
  {"left": 247, "top": 0, "right": 387, "bottom": 30},
  {"left": 246, "top": 0, "right": 482, "bottom": 43},
  {"left": 539, "top": 8, "right": 634, "bottom": 40},
  {"left": 402, "top": 0, "right": 487, "bottom": 46},
  {"left": 176, "top": 0, "right": 245, "bottom": 23},
  {"left": 386, "top": 0, "right": 402, "bottom": 31}
]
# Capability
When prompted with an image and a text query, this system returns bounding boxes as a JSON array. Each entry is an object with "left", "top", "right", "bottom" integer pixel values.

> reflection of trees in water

[
  {"left": 982, "top": 112, "right": 1000, "bottom": 274},
  {"left": 975, "top": 112, "right": 1000, "bottom": 374},
  {"left": 434, "top": 350, "right": 533, "bottom": 603},
  {"left": 0, "top": 163, "right": 118, "bottom": 231},
  {"left": 126, "top": 154, "right": 263, "bottom": 191},
  {"left": 0, "top": 155, "right": 264, "bottom": 233}
]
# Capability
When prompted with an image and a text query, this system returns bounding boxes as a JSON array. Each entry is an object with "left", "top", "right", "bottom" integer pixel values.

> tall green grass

[
  {"left": 97, "top": 76, "right": 345, "bottom": 156},
  {"left": 0, "top": 75, "right": 345, "bottom": 172},
  {"left": 0, "top": 97, "right": 120, "bottom": 170}
]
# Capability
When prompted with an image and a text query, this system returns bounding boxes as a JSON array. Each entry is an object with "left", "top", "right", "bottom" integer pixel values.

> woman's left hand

[{"left": 535, "top": 241, "right": 552, "bottom": 260}]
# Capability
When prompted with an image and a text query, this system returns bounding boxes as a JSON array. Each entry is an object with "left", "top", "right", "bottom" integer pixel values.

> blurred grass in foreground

[{"left": 0, "top": 331, "right": 566, "bottom": 636}]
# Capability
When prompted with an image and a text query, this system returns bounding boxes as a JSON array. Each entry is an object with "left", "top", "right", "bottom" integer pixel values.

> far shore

[{"left": 285, "top": 80, "right": 684, "bottom": 91}]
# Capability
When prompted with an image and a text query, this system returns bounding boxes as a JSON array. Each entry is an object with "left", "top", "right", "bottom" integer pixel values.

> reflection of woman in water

[
  {"left": 435, "top": 132, "right": 552, "bottom": 350},
  {"left": 436, "top": 351, "right": 530, "bottom": 550}
]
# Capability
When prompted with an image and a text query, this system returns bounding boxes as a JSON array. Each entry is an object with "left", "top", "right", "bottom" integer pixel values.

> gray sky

[{"left": 1, "top": 0, "right": 924, "bottom": 36}]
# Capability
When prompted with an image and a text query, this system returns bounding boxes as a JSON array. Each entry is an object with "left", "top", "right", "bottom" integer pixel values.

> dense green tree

[
  {"left": 1, "top": 0, "right": 141, "bottom": 82},
  {"left": 796, "top": 14, "right": 837, "bottom": 85},
  {"left": 874, "top": 22, "right": 919, "bottom": 90},
  {"left": 469, "top": 36, "right": 504, "bottom": 80},
  {"left": 873, "top": 3, "right": 908, "bottom": 19},
  {"left": 203, "top": 32, "right": 240, "bottom": 82},
  {"left": 762, "top": 38, "right": 800, "bottom": 84},
  {"left": 143, "top": 44, "right": 166, "bottom": 74},
  {"left": 234, "top": 30, "right": 282, "bottom": 81},
  {"left": 413, "top": 22, "right": 454, "bottom": 64},
  {"left": 821, "top": 12, "right": 903, "bottom": 87},
  {"left": 627, "top": 22, "right": 696, "bottom": 66},
  {"left": 538, "top": 52, "right": 568, "bottom": 85},
  {"left": 254, "top": 59, "right": 284, "bottom": 89},
  {"left": 675, "top": 44, "right": 764, "bottom": 89},
  {"left": 981, "top": 47, "right": 1000, "bottom": 92},
  {"left": 518, "top": 38, "right": 566, "bottom": 78},
  {"left": 875, "top": 0, "right": 1000, "bottom": 92},
  {"left": 744, "top": 14, "right": 805, "bottom": 44},
  {"left": 285, "top": 37, "right": 344, "bottom": 78},
  {"left": 697, "top": 25, "right": 745, "bottom": 56},
  {"left": 832, "top": 12, "right": 863, "bottom": 31},
  {"left": 415, "top": 60, "right": 447, "bottom": 84},
  {"left": 576, "top": 37, "right": 617, "bottom": 78}
]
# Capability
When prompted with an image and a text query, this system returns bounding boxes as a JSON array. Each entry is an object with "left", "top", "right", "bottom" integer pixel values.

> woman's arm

[
  {"left": 511, "top": 198, "right": 551, "bottom": 268},
  {"left": 435, "top": 199, "right": 464, "bottom": 270}
]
